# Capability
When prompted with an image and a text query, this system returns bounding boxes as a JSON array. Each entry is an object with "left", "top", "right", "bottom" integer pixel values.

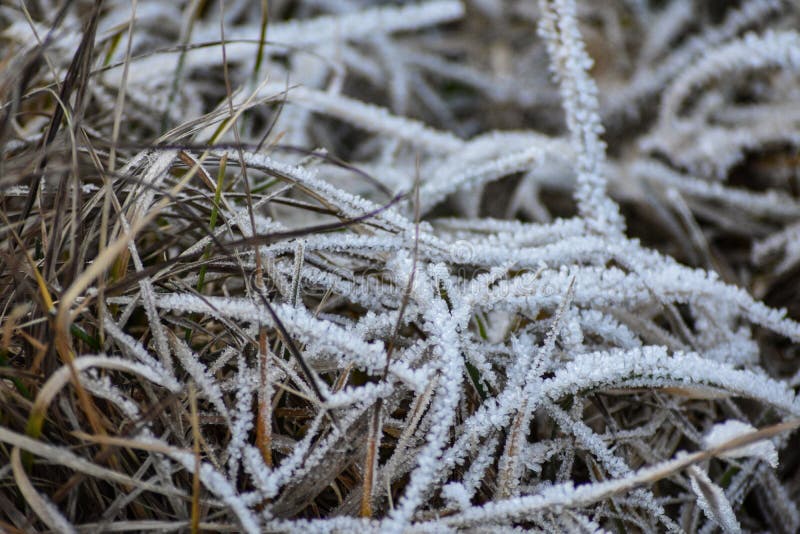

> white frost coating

[
  {"left": 384, "top": 264, "right": 466, "bottom": 531},
  {"left": 324, "top": 381, "right": 393, "bottom": 409},
  {"left": 170, "top": 333, "right": 232, "bottom": 423},
  {"left": 704, "top": 420, "right": 779, "bottom": 468},
  {"left": 419, "top": 132, "right": 572, "bottom": 212},
  {"left": 542, "top": 348, "right": 799, "bottom": 415},
  {"left": 538, "top": 0, "right": 624, "bottom": 234},
  {"left": 169, "top": 450, "right": 261, "bottom": 534},
  {"left": 688, "top": 465, "right": 742, "bottom": 534},
  {"left": 661, "top": 31, "right": 800, "bottom": 123},
  {"left": 103, "top": 317, "right": 175, "bottom": 378},
  {"left": 105, "top": 2, "right": 465, "bottom": 85},
  {"left": 630, "top": 159, "right": 800, "bottom": 219},
  {"left": 60, "top": 355, "right": 181, "bottom": 393},
  {"left": 442, "top": 481, "right": 472, "bottom": 510},
  {"left": 16, "top": 1, "right": 800, "bottom": 530},
  {"left": 607, "top": 0, "right": 783, "bottom": 118},
  {"left": 144, "top": 292, "right": 390, "bottom": 374},
  {"left": 207, "top": 1, "right": 464, "bottom": 49},
  {"left": 227, "top": 358, "right": 255, "bottom": 485},
  {"left": 251, "top": 84, "right": 464, "bottom": 153}
]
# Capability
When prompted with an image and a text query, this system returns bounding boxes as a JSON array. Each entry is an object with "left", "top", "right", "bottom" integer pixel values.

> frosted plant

[{"left": 2, "top": 1, "right": 800, "bottom": 533}]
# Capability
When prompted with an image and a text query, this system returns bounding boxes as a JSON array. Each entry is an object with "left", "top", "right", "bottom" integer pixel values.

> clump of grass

[{"left": 2, "top": 1, "right": 800, "bottom": 532}]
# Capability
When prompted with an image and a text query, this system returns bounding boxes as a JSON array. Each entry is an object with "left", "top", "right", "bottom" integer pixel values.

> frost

[
  {"left": 688, "top": 465, "right": 742, "bottom": 534},
  {"left": 704, "top": 420, "right": 780, "bottom": 468},
  {"left": 538, "top": 0, "right": 624, "bottom": 234},
  {"left": 5, "top": 0, "right": 800, "bottom": 532}
]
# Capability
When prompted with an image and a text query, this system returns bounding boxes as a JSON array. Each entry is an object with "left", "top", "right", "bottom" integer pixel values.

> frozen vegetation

[{"left": 2, "top": 0, "right": 800, "bottom": 532}]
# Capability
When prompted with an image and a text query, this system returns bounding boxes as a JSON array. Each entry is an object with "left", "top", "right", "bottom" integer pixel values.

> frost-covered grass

[{"left": 2, "top": 0, "right": 800, "bottom": 532}]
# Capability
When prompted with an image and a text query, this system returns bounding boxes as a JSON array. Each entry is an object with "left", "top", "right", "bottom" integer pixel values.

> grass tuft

[{"left": 2, "top": 1, "right": 800, "bottom": 532}]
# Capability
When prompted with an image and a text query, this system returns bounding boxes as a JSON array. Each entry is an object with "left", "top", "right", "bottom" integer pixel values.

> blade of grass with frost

[
  {"left": 117, "top": 168, "right": 176, "bottom": 374},
  {"left": 497, "top": 276, "right": 574, "bottom": 500},
  {"left": 704, "top": 420, "right": 779, "bottom": 467},
  {"left": 688, "top": 465, "right": 742, "bottom": 534},
  {"left": 385, "top": 265, "right": 469, "bottom": 531},
  {"left": 168, "top": 449, "right": 260, "bottom": 533},
  {"left": 432, "top": 420, "right": 800, "bottom": 529},
  {"left": 249, "top": 84, "right": 463, "bottom": 153},
  {"left": 169, "top": 331, "right": 231, "bottom": 423},
  {"left": 253, "top": 290, "right": 339, "bottom": 430},
  {"left": 630, "top": 159, "right": 800, "bottom": 219},
  {"left": 545, "top": 402, "right": 679, "bottom": 531},
  {"left": 538, "top": 0, "right": 624, "bottom": 234},
  {"left": 0, "top": 427, "right": 187, "bottom": 499},
  {"left": 24, "top": 354, "right": 181, "bottom": 456},
  {"left": 216, "top": 3, "right": 281, "bottom": 470},
  {"left": 11, "top": 447, "right": 77, "bottom": 534},
  {"left": 660, "top": 31, "right": 800, "bottom": 126},
  {"left": 106, "top": 1, "right": 465, "bottom": 86},
  {"left": 226, "top": 355, "right": 255, "bottom": 485},
  {"left": 606, "top": 0, "right": 783, "bottom": 119},
  {"left": 362, "top": 172, "right": 420, "bottom": 518},
  {"left": 103, "top": 172, "right": 403, "bottom": 297},
  {"left": 419, "top": 134, "right": 572, "bottom": 214}
]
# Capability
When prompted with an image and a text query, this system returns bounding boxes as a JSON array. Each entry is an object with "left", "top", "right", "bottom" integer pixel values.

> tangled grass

[{"left": 2, "top": 1, "right": 800, "bottom": 532}]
